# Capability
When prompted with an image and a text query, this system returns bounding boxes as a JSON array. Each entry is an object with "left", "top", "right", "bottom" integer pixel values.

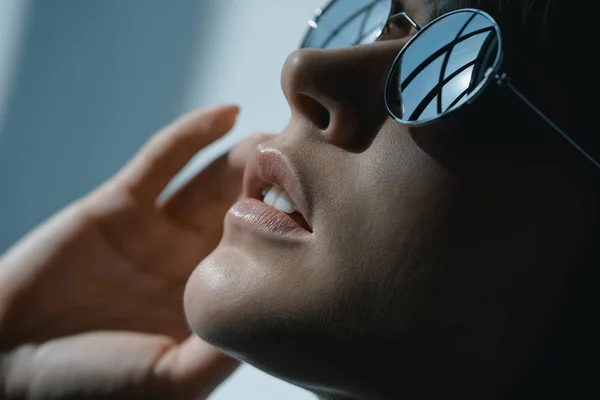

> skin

[
  {"left": 184, "top": 1, "right": 598, "bottom": 399},
  {"left": 0, "top": 1, "right": 596, "bottom": 399},
  {"left": 0, "top": 105, "right": 270, "bottom": 398}
]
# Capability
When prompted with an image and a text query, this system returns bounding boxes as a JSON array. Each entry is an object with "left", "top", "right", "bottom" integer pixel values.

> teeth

[
  {"left": 262, "top": 186, "right": 281, "bottom": 207},
  {"left": 274, "top": 191, "right": 296, "bottom": 214},
  {"left": 261, "top": 185, "right": 298, "bottom": 214}
]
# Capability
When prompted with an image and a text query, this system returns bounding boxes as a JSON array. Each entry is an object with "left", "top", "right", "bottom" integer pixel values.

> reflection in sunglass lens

[
  {"left": 386, "top": 10, "right": 502, "bottom": 123},
  {"left": 301, "top": 0, "right": 392, "bottom": 49}
]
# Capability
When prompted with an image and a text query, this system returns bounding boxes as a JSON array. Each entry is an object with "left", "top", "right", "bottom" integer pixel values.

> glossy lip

[
  {"left": 242, "top": 145, "right": 314, "bottom": 232},
  {"left": 226, "top": 198, "right": 311, "bottom": 241}
]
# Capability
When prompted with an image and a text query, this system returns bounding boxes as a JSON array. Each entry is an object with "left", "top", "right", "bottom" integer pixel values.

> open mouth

[{"left": 260, "top": 185, "right": 312, "bottom": 232}]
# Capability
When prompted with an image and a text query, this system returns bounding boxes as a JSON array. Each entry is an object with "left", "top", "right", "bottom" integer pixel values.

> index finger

[{"left": 114, "top": 105, "right": 240, "bottom": 204}]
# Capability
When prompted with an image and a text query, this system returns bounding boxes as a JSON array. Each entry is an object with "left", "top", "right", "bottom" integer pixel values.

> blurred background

[{"left": 0, "top": 0, "right": 323, "bottom": 398}]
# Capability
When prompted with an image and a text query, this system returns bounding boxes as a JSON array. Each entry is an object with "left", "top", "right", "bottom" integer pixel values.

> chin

[
  {"left": 184, "top": 244, "right": 253, "bottom": 349},
  {"left": 183, "top": 244, "right": 308, "bottom": 383},
  {"left": 183, "top": 240, "right": 302, "bottom": 345},
  {"left": 183, "top": 233, "right": 357, "bottom": 383}
]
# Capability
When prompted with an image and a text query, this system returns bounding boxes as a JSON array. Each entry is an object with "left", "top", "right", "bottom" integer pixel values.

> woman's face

[{"left": 184, "top": 0, "right": 594, "bottom": 395}]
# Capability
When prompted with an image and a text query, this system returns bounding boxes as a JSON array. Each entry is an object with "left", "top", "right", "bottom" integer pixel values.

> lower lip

[{"left": 226, "top": 198, "right": 312, "bottom": 241}]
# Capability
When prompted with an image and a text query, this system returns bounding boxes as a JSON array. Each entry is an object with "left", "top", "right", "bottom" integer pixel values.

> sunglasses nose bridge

[{"left": 301, "top": 0, "right": 394, "bottom": 49}]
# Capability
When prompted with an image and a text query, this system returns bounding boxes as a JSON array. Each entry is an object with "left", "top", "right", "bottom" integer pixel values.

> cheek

[
  {"left": 306, "top": 126, "right": 455, "bottom": 329},
  {"left": 321, "top": 123, "right": 450, "bottom": 264}
]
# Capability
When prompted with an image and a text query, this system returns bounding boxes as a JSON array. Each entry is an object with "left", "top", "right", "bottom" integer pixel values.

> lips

[{"left": 226, "top": 145, "right": 313, "bottom": 239}]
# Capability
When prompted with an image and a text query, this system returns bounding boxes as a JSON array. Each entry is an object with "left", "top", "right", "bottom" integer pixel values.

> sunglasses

[{"left": 300, "top": 0, "right": 600, "bottom": 169}]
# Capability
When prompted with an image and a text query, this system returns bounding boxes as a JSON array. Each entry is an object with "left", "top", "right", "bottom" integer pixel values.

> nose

[{"left": 281, "top": 40, "right": 404, "bottom": 150}]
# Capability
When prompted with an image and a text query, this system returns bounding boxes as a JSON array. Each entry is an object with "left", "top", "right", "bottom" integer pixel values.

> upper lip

[{"left": 243, "top": 145, "right": 313, "bottom": 231}]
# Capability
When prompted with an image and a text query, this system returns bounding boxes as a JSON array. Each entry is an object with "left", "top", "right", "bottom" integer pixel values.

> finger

[
  {"left": 161, "top": 132, "right": 276, "bottom": 229},
  {"left": 0, "top": 332, "right": 177, "bottom": 398},
  {"left": 115, "top": 105, "right": 240, "bottom": 204},
  {"left": 228, "top": 132, "right": 276, "bottom": 171},
  {"left": 153, "top": 334, "right": 240, "bottom": 399}
]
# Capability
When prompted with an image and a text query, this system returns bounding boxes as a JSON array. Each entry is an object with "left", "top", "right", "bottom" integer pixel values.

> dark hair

[
  {"left": 430, "top": 1, "right": 599, "bottom": 398},
  {"left": 430, "top": 1, "right": 593, "bottom": 153},
  {"left": 429, "top": 1, "right": 556, "bottom": 95}
]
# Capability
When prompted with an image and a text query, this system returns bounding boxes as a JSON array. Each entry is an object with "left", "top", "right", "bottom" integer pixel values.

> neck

[{"left": 291, "top": 337, "right": 514, "bottom": 400}]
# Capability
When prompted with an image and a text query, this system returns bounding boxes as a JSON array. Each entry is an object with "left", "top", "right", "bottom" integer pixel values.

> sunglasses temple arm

[
  {"left": 502, "top": 77, "right": 600, "bottom": 170},
  {"left": 389, "top": 12, "right": 421, "bottom": 31}
]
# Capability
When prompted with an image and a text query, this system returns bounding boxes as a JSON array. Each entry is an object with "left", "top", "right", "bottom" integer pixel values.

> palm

[
  {"left": 0, "top": 106, "right": 265, "bottom": 398},
  {"left": 11, "top": 178, "right": 231, "bottom": 342}
]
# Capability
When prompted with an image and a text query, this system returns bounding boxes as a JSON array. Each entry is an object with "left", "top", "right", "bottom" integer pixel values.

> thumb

[
  {"left": 154, "top": 334, "right": 240, "bottom": 399},
  {"left": 228, "top": 132, "right": 276, "bottom": 172}
]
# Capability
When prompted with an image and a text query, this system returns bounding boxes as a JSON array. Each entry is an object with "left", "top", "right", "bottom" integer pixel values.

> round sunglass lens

[
  {"left": 302, "top": 0, "right": 392, "bottom": 49},
  {"left": 386, "top": 9, "right": 502, "bottom": 123}
]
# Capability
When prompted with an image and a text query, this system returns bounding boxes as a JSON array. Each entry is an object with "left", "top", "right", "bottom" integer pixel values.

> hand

[{"left": 0, "top": 105, "right": 270, "bottom": 399}]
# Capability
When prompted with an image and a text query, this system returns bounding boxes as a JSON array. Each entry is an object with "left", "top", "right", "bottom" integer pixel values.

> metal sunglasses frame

[
  {"left": 300, "top": 0, "right": 421, "bottom": 49},
  {"left": 301, "top": 2, "right": 600, "bottom": 169}
]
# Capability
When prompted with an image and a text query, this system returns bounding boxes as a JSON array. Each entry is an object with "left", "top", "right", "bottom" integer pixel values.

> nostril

[{"left": 295, "top": 94, "right": 330, "bottom": 130}]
